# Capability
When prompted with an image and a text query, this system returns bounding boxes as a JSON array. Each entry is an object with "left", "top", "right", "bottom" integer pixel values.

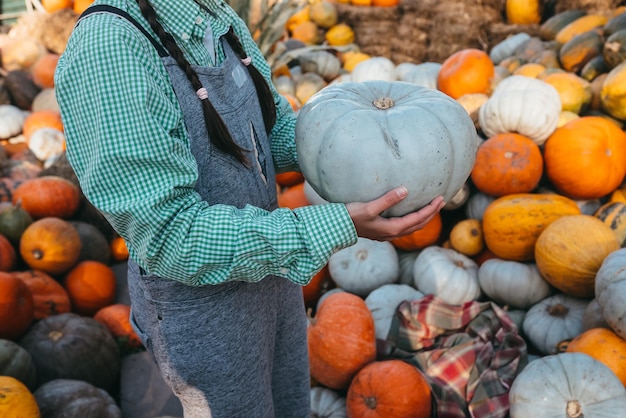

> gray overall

[{"left": 81, "top": 6, "right": 310, "bottom": 418}]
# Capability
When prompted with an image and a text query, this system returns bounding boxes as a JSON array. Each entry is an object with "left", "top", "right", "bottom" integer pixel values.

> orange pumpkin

[
  {"left": 93, "top": 303, "right": 143, "bottom": 350},
  {"left": 64, "top": 260, "right": 117, "bottom": 316},
  {"left": 22, "top": 110, "right": 64, "bottom": 142},
  {"left": 40, "top": 0, "right": 72, "bottom": 12},
  {"left": 0, "top": 234, "right": 16, "bottom": 272},
  {"left": 275, "top": 171, "right": 304, "bottom": 187},
  {"left": 302, "top": 265, "right": 333, "bottom": 310},
  {"left": 372, "top": 0, "right": 398, "bottom": 6},
  {"left": 390, "top": 212, "right": 442, "bottom": 251},
  {"left": 110, "top": 235, "right": 129, "bottom": 262},
  {"left": 471, "top": 133, "right": 543, "bottom": 197},
  {"left": 30, "top": 53, "right": 60, "bottom": 89},
  {"left": 566, "top": 327, "right": 626, "bottom": 386},
  {"left": 438, "top": 48, "right": 495, "bottom": 99},
  {"left": 11, "top": 176, "right": 81, "bottom": 219},
  {"left": 543, "top": 116, "right": 626, "bottom": 200},
  {"left": 73, "top": 0, "right": 94, "bottom": 13},
  {"left": 0, "top": 376, "right": 40, "bottom": 417},
  {"left": 0, "top": 178, "right": 23, "bottom": 203},
  {"left": 346, "top": 359, "right": 433, "bottom": 418},
  {"left": 308, "top": 291, "right": 377, "bottom": 390},
  {"left": 534, "top": 214, "right": 619, "bottom": 298},
  {"left": 20, "top": 217, "right": 82, "bottom": 276},
  {"left": 12, "top": 270, "right": 72, "bottom": 319},
  {"left": 541, "top": 72, "right": 592, "bottom": 114},
  {"left": 449, "top": 218, "right": 484, "bottom": 257},
  {"left": 505, "top": 0, "right": 541, "bottom": 24},
  {"left": 277, "top": 182, "right": 310, "bottom": 209},
  {"left": 0, "top": 272, "right": 34, "bottom": 340}
]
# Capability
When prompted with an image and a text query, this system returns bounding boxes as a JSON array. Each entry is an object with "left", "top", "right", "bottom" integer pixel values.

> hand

[{"left": 346, "top": 187, "right": 445, "bottom": 242}]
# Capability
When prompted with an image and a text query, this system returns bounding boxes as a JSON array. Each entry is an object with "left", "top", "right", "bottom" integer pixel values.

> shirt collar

[{"left": 147, "top": 0, "right": 207, "bottom": 41}]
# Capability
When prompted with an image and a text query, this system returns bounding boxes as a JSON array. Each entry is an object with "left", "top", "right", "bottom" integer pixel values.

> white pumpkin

[
  {"left": 310, "top": 387, "right": 347, "bottom": 418},
  {"left": 394, "top": 62, "right": 418, "bottom": 81},
  {"left": 478, "top": 259, "right": 551, "bottom": 309},
  {"left": 303, "top": 180, "right": 328, "bottom": 205},
  {"left": 522, "top": 293, "right": 587, "bottom": 355},
  {"left": 397, "top": 249, "right": 420, "bottom": 286},
  {"left": 489, "top": 32, "right": 531, "bottom": 64},
  {"left": 595, "top": 247, "right": 626, "bottom": 339},
  {"left": 28, "top": 128, "right": 65, "bottom": 162},
  {"left": 0, "top": 105, "right": 28, "bottom": 140},
  {"left": 412, "top": 246, "right": 481, "bottom": 305},
  {"left": 299, "top": 50, "right": 342, "bottom": 81},
  {"left": 401, "top": 62, "right": 442, "bottom": 89},
  {"left": 350, "top": 56, "right": 396, "bottom": 82},
  {"left": 582, "top": 298, "right": 610, "bottom": 331},
  {"left": 328, "top": 237, "right": 399, "bottom": 297},
  {"left": 364, "top": 284, "right": 424, "bottom": 341},
  {"left": 295, "top": 80, "right": 480, "bottom": 217},
  {"left": 509, "top": 352, "right": 626, "bottom": 418},
  {"left": 464, "top": 191, "right": 494, "bottom": 221},
  {"left": 31, "top": 88, "right": 60, "bottom": 113},
  {"left": 478, "top": 75, "right": 561, "bottom": 145}
]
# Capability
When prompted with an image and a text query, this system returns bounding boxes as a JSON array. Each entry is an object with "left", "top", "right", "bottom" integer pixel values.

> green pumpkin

[
  {"left": 0, "top": 202, "right": 33, "bottom": 246},
  {"left": 0, "top": 338, "right": 37, "bottom": 391}
]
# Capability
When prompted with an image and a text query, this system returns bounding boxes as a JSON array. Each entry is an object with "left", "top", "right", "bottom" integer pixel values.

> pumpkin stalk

[
  {"left": 566, "top": 400, "right": 583, "bottom": 417},
  {"left": 48, "top": 330, "right": 63, "bottom": 341},
  {"left": 548, "top": 303, "right": 569, "bottom": 317},
  {"left": 372, "top": 97, "right": 394, "bottom": 110},
  {"left": 364, "top": 396, "right": 377, "bottom": 409},
  {"left": 32, "top": 249, "right": 44, "bottom": 260}
]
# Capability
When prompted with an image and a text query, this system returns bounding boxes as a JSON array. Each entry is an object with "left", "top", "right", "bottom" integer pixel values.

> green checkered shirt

[{"left": 55, "top": 0, "right": 357, "bottom": 286}]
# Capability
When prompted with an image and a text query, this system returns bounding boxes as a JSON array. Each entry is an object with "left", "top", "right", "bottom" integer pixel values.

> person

[{"left": 54, "top": 0, "right": 445, "bottom": 416}]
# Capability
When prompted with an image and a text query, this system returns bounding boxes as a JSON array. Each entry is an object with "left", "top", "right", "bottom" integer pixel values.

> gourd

[
  {"left": 509, "top": 353, "right": 626, "bottom": 418},
  {"left": 489, "top": 33, "right": 531, "bottom": 64},
  {"left": 566, "top": 327, "right": 626, "bottom": 386},
  {"left": 0, "top": 376, "right": 40, "bottom": 418},
  {"left": 601, "top": 60, "right": 626, "bottom": 120},
  {"left": 307, "top": 292, "right": 376, "bottom": 390},
  {"left": 397, "top": 250, "right": 419, "bottom": 286},
  {"left": 328, "top": 237, "right": 399, "bottom": 297},
  {"left": 478, "top": 259, "right": 550, "bottom": 309},
  {"left": 296, "top": 80, "right": 479, "bottom": 217},
  {"left": 444, "top": 183, "right": 471, "bottom": 211},
  {"left": 12, "top": 176, "right": 81, "bottom": 220},
  {"left": 346, "top": 359, "right": 432, "bottom": 418},
  {"left": 595, "top": 247, "right": 626, "bottom": 339},
  {"left": 0, "top": 105, "right": 27, "bottom": 139},
  {"left": 505, "top": 0, "right": 541, "bottom": 25},
  {"left": 401, "top": 62, "right": 441, "bottom": 89},
  {"left": 18, "top": 312, "right": 121, "bottom": 393},
  {"left": 364, "top": 284, "right": 424, "bottom": 341},
  {"left": 412, "top": 246, "right": 481, "bottom": 305},
  {"left": 63, "top": 260, "right": 117, "bottom": 316},
  {"left": 94, "top": 303, "right": 143, "bottom": 350},
  {"left": 310, "top": 387, "right": 346, "bottom": 418},
  {"left": 0, "top": 202, "right": 33, "bottom": 246},
  {"left": 437, "top": 48, "right": 495, "bottom": 99},
  {"left": 390, "top": 212, "right": 442, "bottom": 251},
  {"left": 350, "top": 56, "right": 396, "bottom": 82},
  {"left": 0, "top": 234, "right": 16, "bottom": 272},
  {"left": 33, "top": 379, "right": 122, "bottom": 418},
  {"left": 558, "top": 29, "right": 604, "bottom": 73},
  {"left": 541, "top": 71, "right": 592, "bottom": 114},
  {"left": 582, "top": 298, "right": 610, "bottom": 331},
  {"left": 298, "top": 50, "right": 341, "bottom": 81},
  {"left": 0, "top": 272, "right": 34, "bottom": 341},
  {"left": 534, "top": 214, "right": 619, "bottom": 298},
  {"left": 594, "top": 201, "right": 626, "bottom": 246},
  {"left": 70, "top": 221, "right": 112, "bottom": 264},
  {"left": 478, "top": 75, "right": 561, "bottom": 146},
  {"left": 448, "top": 218, "right": 484, "bottom": 256},
  {"left": 12, "top": 270, "right": 71, "bottom": 320},
  {"left": 0, "top": 339, "right": 37, "bottom": 391},
  {"left": 555, "top": 14, "right": 608, "bottom": 44},
  {"left": 27, "top": 128, "right": 66, "bottom": 162},
  {"left": 522, "top": 293, "right": 587, "bottom": 355},
  {"left": 465, "top": 192, "right": 494, "bottom": 221}
]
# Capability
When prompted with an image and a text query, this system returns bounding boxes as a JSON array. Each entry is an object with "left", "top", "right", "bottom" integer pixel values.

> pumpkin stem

[
  {"left": 548, "top": 303, "right": 569, "bottom": 317},
  {"left": 364, "top": 396, "right": 378, "bottom": 410},
  {"left": 566, "top": 400, "right": 583, "bottom": 417},
  {"left": 356, "top": 249, "right": 368, "bottom": 261},
  {"left": 372, "top": 97, "right": 394, "bottom": 110},
  {"left": 48, "top": 330, "right": 64, "bottom": 341},
  {"left": 32, "top": 249, "right": 44, "bottom": 260}
]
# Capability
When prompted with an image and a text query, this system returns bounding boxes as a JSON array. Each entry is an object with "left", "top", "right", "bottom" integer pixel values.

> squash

[
  {"left": 0, "top": 234, "right": 16, "bottom": 272},
  {"left": 307, "top": 292, "right": 377, "bottom": 390},
  {"left": 19, "top": 217, "right": 82, "bottom": 276},
  {"left": 603, "top": 29, "right": 626, "bottom": 69},
  {"left": 310, "top": 387, "right": 346, "bottom": 418},
  {"left": 555, "top": 14, "right": 608, "bottom": 45},
  {"left": 12, "top": 176, "right": 80, "bottom": 219},
  {"left": 364, "top": 284, "right": 424, "bottom": 341},
  {"left": 27, "top": 128, "right": 66, "bottom": 162},
  {"left": 397, "top": 250, "right": 419, "bottom": 286},
  {"left": 325, "top": 23, "right": 355, "bottom": 47},
  {"left": 0, "top": 202, "right": 33, "bottom": 246},
  {"left": 594, "top": 201, "right": 626, "bottom": 246},
  {"left": 33, "top": 379, "right": 121, "bottom": 418},
  {"left": 30, "top": 53, "right": 60, "bottom": 89},
  {"left": 298, "top": 50, "right": 341, "bottom": 81},
  {"left": 350, "top": 56, "right": 396, "bottom": 82},
  {"left": 0, "top": 105, "right": 27, "bottom": 140},
  {"left": 601, "top": 60, "right": 626, "bottom": 120},
  {"left": 31, "top": 88, "right": 60, "bottom": 113},
  {"left": 558, "top": 29, "right": 604, "bottom": 73},
  {"left": 94, "top": 303, "right": 143, "bottom": 350},
  {"left": 539, "top": 9, "right": 587, "bottom": 41},
  {"left": 470, "top": 133, "right": 543, "bottom": 197},
  {"left": 390, "top": 212, "right": 442, "bottom": 251},
  {"left": 12, "top": 270, "right": 71, "bottom": 320},
  {"left": 505, "top": 0, "right": 541, "bottom": 24},
  {"left": 437, "top": 48, "right": 495, "bottom": 99},
  {"left": 412, "top": 246, "right": 481, "bottom": 305},
  {"left": 0, "top": 272, "right": 34, "bottom": 341},
  {"left": 295, "top": 80, "right": 479, "bottom": 217},
  {"left": 543, "top": 116, "right": 626, "bottom": 200},
  {"left": 294, "top": 72, "right": 326, "bottom": 105},
  {"left": 478, "top": 75, "right": 561, "bottom": 145},
  {"left": 0, "top": 37, "right": 47, "bottom": 71},
  {"left": 534, "top": 215, "right": 619, "bottom": 298},
  {"left": 595, "top": 248, "right": 626, "bottom": 339},
  {"left": 402, "top": 62, "right": 441, "bottom": 89},
  {"left": 482, "top": 193, "right": 581, "bottom": 262},
  {"left": 22, "top": 110, "right": 63, "bottom": 142},
  {"left": 566, "top": 327, "right": 626, "bottom": 386},
  {"left": 328, "top": 238, "right": 398, "bottom": 297},
  {"left": 0, "top": 339, "right": 37, "bottom": 391},
  {"left": 490, "top": 33, "right": 531, "bottom": 64},
  {"left": 346, "top": 359, "right": 432, "bottom": 418},
  {"left": 512, "top": 62, "right": 546, "bottom": 78},
  {"left": 309, "top": 1, "right": 338, "bottom": 29},
  {"left": 18, "top": 312, "right": 121, "bottom": 393},
  {"left": 478, "top": 258, "right": 550, "bottom": 309},
  {"left": 580, "top": 55, "right": 609, "bottom": 81},
  {"left": 604, "top": 11, "right": 626, "bottom": 37},
  {"left": 582, "top": 298, "right": 610, "bottom": 331},
  {"left": 509, "top": 352, "right": 626, "bottom": 417},
  {"left": 522, "top": 293, "right": 587, "bottom": 355},
  {"left": 0, "top": 376, "right": 40, "bottom": 418},
  {"left": 302, "top": 265, "right": 332, "bottom": 310},
  {"left": 465, "top": 192, "right": 495, "bottom": 221},
  {"left": 69, "top": 221, "right": 112, "bottom": 264},
  {"left": 541, "top": 71, "right": 592, "bottom": 114},
  {"left": 448, "top": 218, "right": 484, "bottom": 257},
  {"left": 63, "top": 261, "right": 117, "bottom": 316}
]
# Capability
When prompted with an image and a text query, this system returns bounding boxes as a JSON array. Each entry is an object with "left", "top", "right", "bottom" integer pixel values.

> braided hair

[{"left": 135, "top": 0, "right": 277, "bottom": 165}]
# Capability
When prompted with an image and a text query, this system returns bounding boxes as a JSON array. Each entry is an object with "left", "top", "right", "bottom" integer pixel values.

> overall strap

[{"left": 79, "top": 4, "right": 169, "bottom": 58}]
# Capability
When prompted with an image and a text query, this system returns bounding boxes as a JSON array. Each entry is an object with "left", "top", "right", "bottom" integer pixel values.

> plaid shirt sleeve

[{"left": 54, "top": 6, "right": 357, "bottom": 287}]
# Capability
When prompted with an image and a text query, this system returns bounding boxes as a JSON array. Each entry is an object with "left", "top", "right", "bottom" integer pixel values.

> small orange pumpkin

[
  {"left": 390, "top": 212, "right": 442, "bottom": 251},
  {"left": 20, "top": 217, "right": 82, "bottom": 276},
  {"left": 22, "top": 110, "right": 64, "bottom": 142},
  {"left": 11, "top": 176, "right": 81, "bottom": 219},
  {"left": 30, "top": 53, "right": 60, "bottom": 89},
  {"left": 64, "top": 260, "right": 117, "bottom": 316},
  {"left": 0, "top": 234, "right": 16, "bottom": 272},
  {"left": 110, "top": 235, "right": 129, "bottom": 262},
  {"left": 0, "top": 376, "right": 40, "bottom": 417},
  {"left": 308, "top": 291, "right": 376, "bottom": 390},
  {"left": 302, "top": 264, "right": 333, "bottom": 310},
  {"left": 566, "top": 327, "right": 626, "bottom": 386},
  {"left": 12, "top": 270, "right": 72, "bottom": 319},
  {"left": 0, "top": 272, "right": 34, "bottom": 340},
  {"left": 346, "top": 359, "right": 433, "bottom": 418},
  {"left": 438, "top": 48, "right": 495, "bottom": 99},
  {"left": 277, "top": 182, "right": 310, "bottom": 209},
  {"left": 471, "top": 133, "right": 543, "bottom": 197},
  {"left": 275, "top": 171, "right": 304, "bottom": 187},
  {"left": 93, "top": 303, "right": 143, "bottom": 350}
]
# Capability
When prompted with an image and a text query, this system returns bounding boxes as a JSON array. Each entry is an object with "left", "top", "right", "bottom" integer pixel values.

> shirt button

[
  {"left": 279, "top": 267, "right": 289, "bottom": 275},
  {"left": 195, "top": 16, "right": 203, "bottom": 25},
  {"left": 181, "top": 33, "right": 190, "bottom": 41}
]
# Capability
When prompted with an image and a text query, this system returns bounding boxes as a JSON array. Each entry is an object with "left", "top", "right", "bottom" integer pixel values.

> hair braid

[{"left": 136, "top": 0, "right": 248, "bottom": 165}]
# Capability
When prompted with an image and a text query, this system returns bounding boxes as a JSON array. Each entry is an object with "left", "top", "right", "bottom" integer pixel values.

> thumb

[{"left": 369, "top": 186, "right": 408, "bottom": 214}]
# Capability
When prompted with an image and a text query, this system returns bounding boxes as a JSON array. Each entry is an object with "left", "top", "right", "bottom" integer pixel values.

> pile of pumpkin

[{"left": 273, "top": 5, "right": 626, "bottom": 417}]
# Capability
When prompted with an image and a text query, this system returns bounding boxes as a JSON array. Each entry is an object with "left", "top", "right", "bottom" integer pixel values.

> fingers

[{"left": 367, "top": 186, "right": 409, "bottom": 216}]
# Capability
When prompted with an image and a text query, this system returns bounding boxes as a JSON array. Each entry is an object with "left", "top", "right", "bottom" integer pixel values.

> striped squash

[{"left": 594, "top": 201, "right": 626, "bottom": 246}]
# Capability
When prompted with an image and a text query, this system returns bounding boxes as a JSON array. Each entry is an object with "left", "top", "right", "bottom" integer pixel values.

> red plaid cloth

[{"left": 383, "top": 294, "right": 527, "bottom": 418}]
